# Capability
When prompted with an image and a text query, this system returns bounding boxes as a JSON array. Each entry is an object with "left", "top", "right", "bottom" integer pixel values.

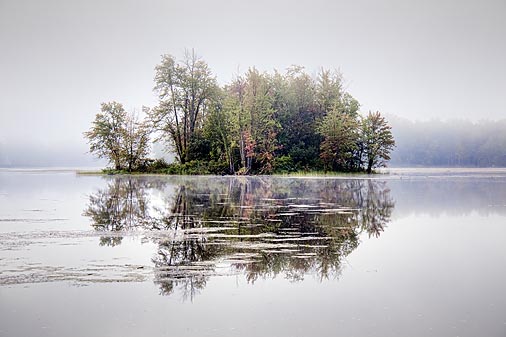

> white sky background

[{"left": 0, "top": 0, "right": 505, "bottom": 165}]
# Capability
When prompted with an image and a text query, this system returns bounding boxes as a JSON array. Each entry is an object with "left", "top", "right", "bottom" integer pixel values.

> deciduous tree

[
  {"left": 84, "top": 102, "right": 128, "bottom": 170},
  {"left": 318, "top": 111, "right": 359, "bottom": 171},
  {"left": 151, "top": 50, "right": 218, "bottom": 163},
  {"left": 84, "top": 102, "right": 151, "bottom": 171},
  {"left": 359, "top": 111, "right": 396, "bottom": 173},
  {"left": 122, "top": 112, "right": 151, "bottom": 171}
]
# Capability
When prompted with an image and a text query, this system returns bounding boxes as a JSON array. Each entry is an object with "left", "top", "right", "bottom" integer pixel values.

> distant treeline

[
  {"left": 84, "top": 50, "right": 395, "bottom": 175},
  {"left": 389, "top": 117, "right": 506, "bottom": 167}
]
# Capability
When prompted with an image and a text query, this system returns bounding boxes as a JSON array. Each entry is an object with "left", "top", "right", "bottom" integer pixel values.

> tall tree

[
  {"left": 225, "top": 76, "right": 248, "bottom": 172},
  {"left": 122, "top": 111, "right": 151, "bottom": 172},
  {"left": 316, "top": 68, "right": 344, "bottom": 114},
  {"left": 359, "top": 111, "right": 396, "bottom": 174},
  {"left": 242, "top": 68, "right": 279, "bottom": 174},
  {"left": 318, "top": 110, "right": 359, "bottom": 171},
  {"left": 203, "top": 90, "right": 237, "bottom": 173},
  {"left": 151, "top": 50, "right": 218, "bottom": 163},
  {"left": 274, "top": 67, "right": 321, "bottom": 168},
  {"left": 222, "top": 69, "right": 278, "bottom": 174}
]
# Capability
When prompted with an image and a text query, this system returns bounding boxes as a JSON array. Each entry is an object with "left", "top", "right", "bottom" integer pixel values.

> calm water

[{"left": 1, "top": 169, "right": 506, "bottom": 337}]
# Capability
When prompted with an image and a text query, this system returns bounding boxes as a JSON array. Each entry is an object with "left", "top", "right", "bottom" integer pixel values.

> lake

[{"left": 1, "top": 168, "right": 505, "bottom": 337}]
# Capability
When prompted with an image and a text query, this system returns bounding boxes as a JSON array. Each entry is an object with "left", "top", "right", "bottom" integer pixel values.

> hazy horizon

[{"left": 1, "top": 0, "right": 505, "bottom": 167}]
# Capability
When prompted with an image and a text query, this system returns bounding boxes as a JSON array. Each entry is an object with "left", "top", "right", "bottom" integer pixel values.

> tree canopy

[
  {"left": 150, "top": 50, "right": 219, "bottom": 164},
  {"left": 84, "top": 102, "right": 151, "bottom": 171},
  {"left": 359, "top": 112, "right": 396, "bottom": 173},
  {"left": 85, "top": 51, "right": 396, "bottom": 174}
]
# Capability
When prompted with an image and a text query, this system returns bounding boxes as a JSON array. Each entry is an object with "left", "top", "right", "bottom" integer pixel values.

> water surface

[{"left": 1, "top": 169, "right": 505, "bottom": 336}]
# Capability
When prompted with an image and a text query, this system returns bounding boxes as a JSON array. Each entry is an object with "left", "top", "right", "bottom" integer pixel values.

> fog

[
  {"left": 0, "top": 139, "right": 170, "bottom": 168},
  {"left": 389, "top": 116, "right": 506, "bottom": 167},
  {"left": 1, "top": 0, "right": 505, "bottom": 167},
  {"left": 4, "top": 115, "right": 506, "bottom": 168}
]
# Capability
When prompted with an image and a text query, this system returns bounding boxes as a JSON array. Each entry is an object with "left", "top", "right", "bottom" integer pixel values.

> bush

[
  {"left": 165, "top": 160, "right": 210, "bottom": 175},
  {"left": 207, "top": 160, "right": 231, "bottom": 175},
  {"left": 144, "top": 158, "right": 170, "bottom": 173},
  {"left": 273, "top": 155, "right": 297, "bottom": 174}
]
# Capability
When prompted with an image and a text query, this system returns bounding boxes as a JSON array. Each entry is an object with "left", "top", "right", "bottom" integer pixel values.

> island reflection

[{"left": 83, "top": 176, "right": 394, "bottom": 299}]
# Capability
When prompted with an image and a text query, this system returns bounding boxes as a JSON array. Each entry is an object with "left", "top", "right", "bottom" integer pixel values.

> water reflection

[
  {"left": 83, "top": 177, "right": 395, "bottom": 298},
  {"left": 82, "top": 179, "right": 165, "bottom": 246}
]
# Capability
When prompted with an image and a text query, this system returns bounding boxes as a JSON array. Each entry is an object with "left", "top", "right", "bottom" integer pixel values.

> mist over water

[
  {"left": 2, "top": 0, "right": 505, "bottom": 334},
  {"left": 2, "top": 0, "right": 505, "bottom": 169},
  {"left": 4, "top": 116, "right": 506, "bottom": 169},
  {"left": 1, "top": 169, "right": 506, "bottom": 336},
  {"left": 388, "top": 117, "right": 506, "bottom": 167}
]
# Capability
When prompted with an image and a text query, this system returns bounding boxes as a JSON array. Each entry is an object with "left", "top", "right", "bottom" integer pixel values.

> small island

[{"left": 84, "top": 51, "right": 395, "bottom": 175}]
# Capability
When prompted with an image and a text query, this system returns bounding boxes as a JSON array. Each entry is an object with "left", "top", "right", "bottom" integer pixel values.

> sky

[{"left": 0, "top": 0, "right": 505, "bottom": 166}]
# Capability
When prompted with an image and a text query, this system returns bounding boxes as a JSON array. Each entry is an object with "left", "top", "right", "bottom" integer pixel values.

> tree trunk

[
  {"left": 115, "top": 157, "right": 121, "bottom": 171},
  {"left": 366, "top": 159, "right": 373, "bottom": 174},
  {"left": 239, "top": 133, "right": 246, "bottom": 169}
]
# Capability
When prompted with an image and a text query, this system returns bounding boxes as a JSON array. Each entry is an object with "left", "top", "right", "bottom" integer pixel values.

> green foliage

[
  {"left": 358, "top": 111, "right": 396, "bottom": 173},
  {"left": 273, "top": 155, "right": 297, "bottom": 174},
  {"left": 84, "top": 102, "right": 126, "bottom": 170},
  {"left": 316, "top": 68, "right": 344, "bottom": 113},
  {"left": 150, "top": 50, "right": 219, "bottom": 164},
  {"left": 143, "top": 158, "right": 170, "bottom": 173},
  {"left": 203, "top": 93, "right": 237, "bottom": 173},
  {"left": 318, "top": 111, "right": 359, "bottom": 171},
  {"left": 165, "top": 161, "right": 210, "bottom": 175},
  {"left": 241, "top": 68, "right": 280, "bottom": 174},
  {"left": 187, "top": 131, "right": 211, "bottom": 162},
  {"left": 273, "top": 67, "right": 322, "bottom": 169},
  {"left": 85, "top": 53, "right": 396, "bottom": 175},
  {"left": 84, "top": 102, "right": 151, "bottom": 171},
  {"left": 207, "top": 160, "right": 231, "bottom": 175}
]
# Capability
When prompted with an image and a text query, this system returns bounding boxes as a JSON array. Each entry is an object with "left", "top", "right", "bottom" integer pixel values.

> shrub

[
  {"left": 144, "top": 158, "right": 170, "bottom": 173},
  {"left": 273, "top": 155, "right": 297, "bottom": 174},
  {"left": 165, "top": 160, "right": 210, "bottom": 175}
]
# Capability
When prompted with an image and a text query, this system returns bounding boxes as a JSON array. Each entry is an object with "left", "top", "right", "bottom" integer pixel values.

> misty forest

[
  {"left": 4, "top": 1, "right": 506, "bottom": 336},
  {"left": 389, "top": 117, "right": 506, "bottom": 167},
  {"left": 84, "top": 51, "right": 396, "bottom": 174}
]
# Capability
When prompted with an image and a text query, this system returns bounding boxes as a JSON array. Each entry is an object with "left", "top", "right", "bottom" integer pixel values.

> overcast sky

[{"left": 0, "top": 0, "right": 505, "bottom": 165}]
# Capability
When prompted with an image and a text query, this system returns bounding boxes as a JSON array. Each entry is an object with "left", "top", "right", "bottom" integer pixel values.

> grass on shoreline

[
  {"left": 76, "top": 168, "right": 378, "bottom": 177},
  {"left": 75, "top": 158, "right": 381, "bottom": 177}
]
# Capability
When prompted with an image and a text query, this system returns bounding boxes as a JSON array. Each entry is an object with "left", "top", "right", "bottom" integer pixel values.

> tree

[
  {"left": 316, "top": 68, "right": 344, "bottom": 113},
  {"left": 315, "top": 69, "right": 362, "bottom": 172},
  {"left": 150, "top": 50, "right": 218, "bottom": 164},
  {"left": 84, "top": 102, "right": 151, "bottom": 171},
  {"left": 359, "top": 111, "right": 396, "bottom": 174},
  {"left": 122, "top": 111, "right": 151, "bottom": 171},
  {"left": 273, "top": 67, "right": 321, "bottom": 169},
  {"left": 203, "top": 91, "right": 237, "bottom": 173},
  {"left": 220, "top": 68, "right": 279, "bottom": 174},
  {"left": 318, "top": 110, "right": 359, "bottom": 171},
  {"left": 84, "top": 102, "right": 128, "bottom": 170},
  {"left": 84, "top": 57, "right": 398, "bottom": 174},
  {"left": 226, "top": 75, "right": 249, "bottom": 172},
  {"left": 242, "top": 68, "right": 279, "bottom": 174}
]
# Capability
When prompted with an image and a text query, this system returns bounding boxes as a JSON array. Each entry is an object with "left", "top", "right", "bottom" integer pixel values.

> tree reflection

[
  {"left": 83, "top": 176, "right": 394, "bottom": 298},
  {"left": 82, "top": 177, "right": 162, "bottom": 245}
]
